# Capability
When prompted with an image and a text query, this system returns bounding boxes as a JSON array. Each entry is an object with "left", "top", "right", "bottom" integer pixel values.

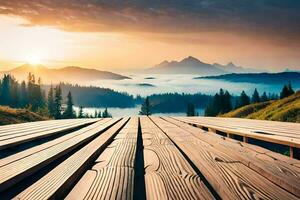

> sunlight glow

[{"left": 27, "top": 54, "right": 42, "bottom": 65}]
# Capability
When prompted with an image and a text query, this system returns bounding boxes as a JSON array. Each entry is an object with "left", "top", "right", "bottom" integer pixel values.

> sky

[{"left": 0, "top": 0, "right": 300, "bottom": 71}]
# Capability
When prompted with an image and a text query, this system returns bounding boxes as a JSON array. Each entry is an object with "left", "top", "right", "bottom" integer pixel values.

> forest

[
  {"left": 42, "top": 83, "right": 140, "bottom": 108},
  {"left": 147, "top": 93, "right": 212, "bottom": 113}
]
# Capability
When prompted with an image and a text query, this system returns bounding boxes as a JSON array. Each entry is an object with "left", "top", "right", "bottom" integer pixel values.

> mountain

[
  {"left": 1, "top": 64, "right": 130, "bottom": 83},
  {"left": 197, "top": 72, "right": 300, "bottom": 85},
  {"left": 147, "top": 56, "right": 259, "bottom": 75},
  {"left": 147, "top": 56, "right": 226, "bottom": 75},
  {"left": 221, "top": 91, "right": 300, "bottom": 123},
  {"left": 213, "top": 62, "right": 260, "bottom": 73}
]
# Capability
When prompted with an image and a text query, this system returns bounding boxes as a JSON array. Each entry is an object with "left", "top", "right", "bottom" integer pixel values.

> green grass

[
  {"left": 0, "top": 106, "right": 48, "bottom": 125},
  {"left": 221, "top": 91, "right": 300, "bottom": 123}
]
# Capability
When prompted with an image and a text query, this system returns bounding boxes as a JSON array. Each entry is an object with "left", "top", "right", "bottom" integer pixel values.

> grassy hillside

[
  {"left": 221, "top": 91, "right": 300, "bottom": 122},
  {"left": 0, "top": 106, "right": 47, "bottom": 125}
]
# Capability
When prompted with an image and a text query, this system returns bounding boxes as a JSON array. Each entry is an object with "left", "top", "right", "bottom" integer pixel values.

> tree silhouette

[
  {"left": 20, "top": 81, "right": 28, "bottom": 107},
  {"left": 186, "top": 103, "right": 196, "bottom": 116},
  {"left": 78, "top": 106, "right": 84, "bottom": 118},
  {"left": 47, "top": 85, "right": 55, "bottom": 117},
  {"left": 261, "top": 92, "right": 269, "bottom": 102},
  {"left": 252, "top": 88, "right": 260, "bottom": 103},
  {"left": 63, "top": 91, "right": 76, "bottom": 119},
  {"left": 1, "top": 75, "right": 11, "bottom": 105},
  {"left": 287, "top": 82, "right": 295, "bottom": 96},
  {"left": 205, "top": 89, "right": 232, "bottom": 116},
  {"left": 139, "top": 96, "right": 152, "bottom": 116},
  {"left": 102, "top": 108, "right": 112, "bottom": 118},
  {"left": 236, "top": 91, "right": 250, "bottom": 108},
  {"left": 54, "top": 85, "right": 62, "bottom": 119},
  {"left": 97, "top": 110, "right": 102, "bottom": 118}
]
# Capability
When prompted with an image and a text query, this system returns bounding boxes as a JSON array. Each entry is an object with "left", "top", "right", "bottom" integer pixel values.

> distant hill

[
  {"left": 0, "top": 106, "right": 47, "bottom": 125},
  {"left": 147, "top": 56, "right": 260, "bottom": 75},
  {"left": 1, "top": 64, "right": 130, "bottom": 83},
  {"left": 197, "top": 72, "right": 300, "bottom": 85},
  {"left": 221, "top": 91, "right": 300, "bottom": 123},
  {"left": 213, "top": 62, "right": 261, "bottom": 73}
]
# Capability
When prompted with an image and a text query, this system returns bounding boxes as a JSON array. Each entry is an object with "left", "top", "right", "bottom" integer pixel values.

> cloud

[{"left": 0, "top": 0, "right": 300, "bottom": 44}]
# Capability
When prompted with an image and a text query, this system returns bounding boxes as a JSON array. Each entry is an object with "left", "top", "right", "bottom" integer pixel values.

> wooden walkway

[{"left": 0, "top": 117, "right": 299, "bottom": 199}]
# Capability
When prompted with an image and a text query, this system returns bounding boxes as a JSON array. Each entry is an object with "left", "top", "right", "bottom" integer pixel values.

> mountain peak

[
  {"left": 227, "top": 62, "right": 236, "bottom": 67},
  {"left": 181, "top": 56, "right": 202, "bottom": 63}
]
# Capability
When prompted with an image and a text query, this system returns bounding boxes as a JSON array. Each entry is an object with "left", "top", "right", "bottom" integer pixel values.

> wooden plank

[
  {"left": 0, "top": 119, "right": 97, "bottom": 134},
  {"left": 0, "top": 118, "right": 119, "bottom": 192},
  {"left": 0, "top": 119, "right": 98, "bottom": 138},
  {"left": 13, "top": 118, "right": 128, "bottom": 200},
  {"left": 0, "top": 119, "right": 109, "bottom": 168},
  {"left": 66, "top": 117, "right": 139, "bottom": 200},
  {"left": 151, "top": 117, "right": 299, "bottom": 200},
  {"left": 164, "top": 117, "right": 300, "bottom": 198},
  {"left": 0, "top": 119, "right": 99, "bottom": 150},
  {"left": 179, "top": 117, "right": 300, "bottom": 137},
  {"left": 181, "top": 116, "right": 300, "bottom": 138},
  {"left": 140, "top": 116, "right": 214, "bottom": 200},
  {"left": 0, "top": 119, "right": 69, "bottom": 133},
  {"left": 176, "top": 117, "right": 300, "bottom": 140},
  {"left": 176, "top": 117, "right": 300, "bottom": 148}
]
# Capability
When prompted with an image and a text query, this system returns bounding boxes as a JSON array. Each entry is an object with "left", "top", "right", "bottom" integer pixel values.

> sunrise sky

[{"left": 0, "top": 0, "right": 300, "bottom": 71}]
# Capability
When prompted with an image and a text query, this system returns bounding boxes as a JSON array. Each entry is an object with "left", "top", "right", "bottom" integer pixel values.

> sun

[{"left": 27, "top": 54, "right": 42, "bottom": 65}]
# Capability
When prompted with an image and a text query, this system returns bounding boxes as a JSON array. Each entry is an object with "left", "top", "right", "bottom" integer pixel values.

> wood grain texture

[
  {"left": 178, "top": 117, "right": 300, "bottom": 135},
  {"left": 0, "top": 119, "right": 97, "bottom": 135},
  {"left": 13, "top": 118, "right": 128, "bottom": 200},
  {"left": 151, "top": 117, "right": 299, "bottom": 200},
  {"left": 0, "top": 119, "right": 98, "bottom": 150},
  {"left": 175, "top": 117, "right": 300, "bottom": 148},
  {"left": 164, "top": 117, "right": 300, "bottom": 198},
  {"left": 0, "top": 119, "right": 109, "bottom": 168},
  {"left": 0, "top": 118, "right": 118, "bottom": 192},
  {"left": 141, "top": 116, "right": 214, "bottom": 200},
  {"left": 66, "top": 117, "right": 139, "bottom": 200},
  {"left": 0, "top": 117, "right": 299, "bottom": 199}
]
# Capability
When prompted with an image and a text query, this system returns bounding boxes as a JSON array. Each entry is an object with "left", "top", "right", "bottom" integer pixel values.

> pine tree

[
  {"left": 20, "top": 81, "right": 28, "bottom": 107},
  {"left": 139, "top": 97, "right": 151, "bottom": 115},
  {"left": 54, "top": 85, "right": 63, "bottom": 119},
  {"left": 186, "top": 103, "right": 196, "bottom": 116},
  {"left": 27, "top": 73, "right": 35, "bottom": 110},
  {"left": 63, "top": 91, "right": 75, "bottom": 119},
  {"left": 97, "top": 110, "right": 102, "bottom": 118},
  {"left": 78, "top": 106, "right": 84, "bottom": 118},
  {"left": 236, "top": 91, "right": 250, "bottom": 108},
  {"left": 47, "top": 85, "right": 55, "bottom": 117},
  {"left": 94, "top": 110, "right": 98, "bottom": 118},
  {"left": 102, "top": 108, "right": 112, "bottom": 118},
  {"left": 9, "top": 76, "right": 19, "bottom": 108},
  {"left": 37, "top": 77, "right": 46, "bottom": 108},
  {"left": 280, "top": 84, "right": 290, "bottom": 99},
  {"left": 261, "top": 92, "right": 269, "bottom": 102},
  {"left": 205, "top": 89, "right": 232, "bottom": 116},
  {"left": 287, "top": 82, "right": 295, "bottom": 96},
  {"left": 252, "top": 88, "right": 260, "bottom": 103},
  {"left": 1, "top": 75, "right": 11, "bottom": 106},
  {"left": 223, "top": 91, "right": 232, "bottom": 113},
  {"left": 26, "top": 73, "right": 45, "bottom": 111}
]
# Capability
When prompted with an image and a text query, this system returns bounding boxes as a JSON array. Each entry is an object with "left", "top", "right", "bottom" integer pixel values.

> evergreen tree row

[
  {"left": 0, "top": 73, "right": 46, "bottom": 111},
  {"left": 77, "top": 106, "right": 112, "bottom": 118},
  {"left": 204, "top": 83, "right": 295, "bottom": 117},
  {"left": 0, "top": 74, "right": 112, "bottom": 119},
  {"left": 205, "top": 89, "right": 232, "bottom": 116}
]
